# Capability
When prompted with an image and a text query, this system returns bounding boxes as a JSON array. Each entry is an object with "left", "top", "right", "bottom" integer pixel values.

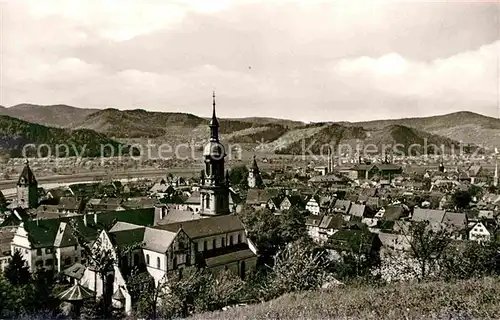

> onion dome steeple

[{"left": 210, "top": 91, "right": 220, "bottom": 142}]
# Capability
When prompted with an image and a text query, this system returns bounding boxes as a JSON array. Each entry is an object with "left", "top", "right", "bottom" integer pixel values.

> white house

[{"left": 469, "top": 222, "right": 491, "bottom": 242}]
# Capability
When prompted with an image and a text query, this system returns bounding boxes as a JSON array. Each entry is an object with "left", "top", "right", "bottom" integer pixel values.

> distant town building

[
  {"left": 16, "top": 160, "right": 38, "bottom": 209},
  {"left": 247, "top": 155, "right": 263, "bottom": 188}
]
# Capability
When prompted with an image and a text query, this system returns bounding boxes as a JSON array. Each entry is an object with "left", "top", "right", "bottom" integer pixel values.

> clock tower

[
  {"left": 17, "top": 160, "right": 38, "bottom": 209},
  {"left": 199, "top": 92, "right": 230, "bottom": 216}
]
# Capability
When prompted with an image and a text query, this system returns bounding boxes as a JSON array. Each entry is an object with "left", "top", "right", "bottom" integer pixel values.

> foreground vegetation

[{"left": 193, "top": 277, "right": 500, "bottom": 320}]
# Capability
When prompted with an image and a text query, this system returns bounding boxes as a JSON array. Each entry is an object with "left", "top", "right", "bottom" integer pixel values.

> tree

[
  {"left": 161, "top": 267, "right": 212, "bottom": 318},
  {"left": 263, "top": 239, "right": 328, "bottom": 299},
  {"left": 329, "top": 228, "right": 381, "bottom": 280},
  {"left": 4, "top": 250, "right": 31, "bottom": 285},
  {"left": 127, "top": 269, "right": 167, "bottom": 319},
  {"left": 402, "top": 221, "right": 452, "bottom": 281},
  {"left": 451, "top": 190, "right": 473, "bottom": 210},
  {"left": 229, "top": 165, "right": 249, "bottom": 187},
  {"left": 440, "top": 239, "right": 500, "bottom": 281}
]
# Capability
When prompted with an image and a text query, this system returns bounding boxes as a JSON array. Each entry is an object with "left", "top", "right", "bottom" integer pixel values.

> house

[
  {"left": 245, "top": 189, "right": 272, "bottom": 208},
  {"left": 306, "top": 195, "right": 321, "bottom": 215},
  {"left": 10, "top": 208, "right": 156, "bottom": 272},
  {"left": 154, "top": 215, "right": 258, "bottom": 276},
  {"left": 382, "top": 205, "right": 407, "bottom": 221},
  {"left": 467, "top": 165, "right": 487, "bottom": 184},
  {"left": 349, "top": 204, "right": 367, "bottom": 218},
  {"left": 305, "top": 215, "right": 323, "bottom": 241},
  {"left": 333, "top": 200, "right": 351, "bottom": 214},
  {"left": 469, "top": 222, "right": 491, "bottom": 242},
  {"left": 411, "top": 208, "right": 446, "bottom": 225},
  {"left": 0, "top": 227, "right": 15, "bottom": 272},
  {"left": 349, "top": 164, "right": 402, "bottom": 180},
  {"left": 278, "top": 195, "right": 305, "bottom": 211},
  {"left": 442, "top": 212, "right": 467, "bottom": 231},
  {"left": 308, "top": 173, "right": 351, "bottom": 186},
  {"left": 58, "top": 197, "right": 85, "bottom": 214},
  {"left": 184, "top": 191, "right": 201, "bottom": 213},
  {"left": 317, "top": 215, "right": 344, "bottom": 243}
]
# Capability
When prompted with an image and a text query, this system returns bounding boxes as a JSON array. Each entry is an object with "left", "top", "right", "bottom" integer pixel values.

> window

[
  {"left": 212, "top": 239, "right": 216, "bottom": 250},
  {"left": 206, "top": 195, "right": 210, "bottom": 209},
  {"left": 74, "top": 245, "right": 78, "bottom": 250},
  {"left": 229, "top": 235, "right": 233, "bottom": 246},
  {"left": 35, "top": 260, "right": 43, "bottom": 267},
  {"left": 203, "top": 240, "right": 207, "bottom": 251},
  {"left": 64, "top": 257, "right": 72, "bottom": 265},
  {"left": 36, "top": 248, "right": 42, "bottom": 256},
  {"left": 81, "top": 259, "right": 86, "bottom": 264},
  {"left": 221, "top": 237, "right": 225, "bottom": 247},
  {"left": 237, "top": 234, "right": 241, "bottom": 244},
  {"left": 134, "top": 254, "right": 139, "bottom": 266},
  {"left": 157, "top": 257, "right": 161, "bottom": 269},
  {"left": 146, "top": 254, "right": 150, "bottom": 265},
  {"left": 194, "top": 242, "right": 198, "bottom": 252},
  {"left": 45, "top": 259, "right": 53, "bottom": 266},
  {"left": 173, "top": 257, "right": 177, "bottom": 269},
  {"left": 75, "top": 257, "right": 79, "bottom": 263}
]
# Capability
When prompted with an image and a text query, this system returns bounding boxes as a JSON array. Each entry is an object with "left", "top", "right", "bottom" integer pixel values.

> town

[
  {"left": 0, "top": 94, "right": 500, "bottom": 318},
  {"left": 1, "top": 0, "right": 498, "bottom": 319}
]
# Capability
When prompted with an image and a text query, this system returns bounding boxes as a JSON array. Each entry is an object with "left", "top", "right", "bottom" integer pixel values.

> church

[{"left": 75, "top": 93, "right": 258, "bottom": 313}]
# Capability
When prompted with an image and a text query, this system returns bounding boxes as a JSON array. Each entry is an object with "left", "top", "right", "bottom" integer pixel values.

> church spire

[{"left": 210, "top": 91, "right": 219, "bottom": 141}]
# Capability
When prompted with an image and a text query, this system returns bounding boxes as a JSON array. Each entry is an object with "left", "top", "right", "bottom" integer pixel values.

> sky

[{"left": 0, "top": 0, "right": 499, "bottom": 122}]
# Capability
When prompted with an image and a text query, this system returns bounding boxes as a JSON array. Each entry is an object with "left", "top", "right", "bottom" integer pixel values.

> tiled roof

[
  {"left": 349, "top": 204, "right": 366, "bottom": 217},
  {"left": 158, "top": 209, "right": 201, "bottom": 224},
  {"left": 411, "top": 208, "right": 446, "bottom": 224},
  {"left": 319, "top": 215, "right": 344, "bottom": 229},
  {"left": 109, "top": 228, "right": 146, "bottom": 248},
  {"left": 205, "top": 248, "right": 256, "bottom": 268},
  {"left": 157, "top": 215, "right": 245, "bottom": 239},
  {"left": 442, "top": 212, "right": 466, "bottom": 229},
  {"left": 142, "top": 227, "right": 178, "bottom": 253},
  {"left": 305, "top": 215, "right": 323, "bottom": 227},
  {"left": 185, "top": 191, "right": 201, "bottom": 204},
  {"left": 246, "top": 189, "right": 271, "bottom": 205},
  {"left": 383, "top": 205, "right": 406, "bottom": 221}
]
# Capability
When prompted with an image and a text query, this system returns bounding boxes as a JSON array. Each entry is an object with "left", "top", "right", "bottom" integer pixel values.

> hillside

[
  {"left": 353, "top": 111, "right": 500, "bottom": 148},
  {"left": 72, "top": 108, "right": 206, "bottom": 138},
  {"left": 192, "top": 277, "right": 500, "bottom": 320},
  {"left": 0, "top": 115, "right": 126, "bottom": 157},
  {"left": 0, "top": 104, "right": 98, "bottom": 127},
  {"left": 273, "top": 123, "right": 463, "bottom": 155},
  {"left": 2, "top": 104, "right": 497, "bottom": 152}
]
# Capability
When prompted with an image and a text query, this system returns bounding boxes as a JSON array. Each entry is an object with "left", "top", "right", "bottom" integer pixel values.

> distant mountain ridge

[
  {"left": 0, "top": 104, "right": 98, "bottom": 128},
  {"left": 1, "top": 104, "right": 499, "bottom": 154},
  {"left": 0, "top": 115, "right": 127, "bottom": 157}
]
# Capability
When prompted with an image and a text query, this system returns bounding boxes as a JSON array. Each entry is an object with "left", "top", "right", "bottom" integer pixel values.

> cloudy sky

[{"left": 1, "top": 0, "right": 498, "bottom": 122}]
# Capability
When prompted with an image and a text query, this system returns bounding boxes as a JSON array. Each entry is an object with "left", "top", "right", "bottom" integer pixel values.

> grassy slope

[{"left": 193, "top": 277, "right": 500, "bottom": 320}]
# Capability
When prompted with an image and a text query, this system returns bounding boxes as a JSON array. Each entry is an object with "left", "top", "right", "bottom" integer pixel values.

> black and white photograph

[{"left": 0, "top": 0, "right": 499, "bottom": 319}]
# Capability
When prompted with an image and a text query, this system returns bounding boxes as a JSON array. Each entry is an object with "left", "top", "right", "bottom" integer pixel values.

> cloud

[
  {"left": 0, "top": 0, "right": 498, "bottom": 121},
  {"left": 334, "top": 41, "right": 499, "bottom": 105}
]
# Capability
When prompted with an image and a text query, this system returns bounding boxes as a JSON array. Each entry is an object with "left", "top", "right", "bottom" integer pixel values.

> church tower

[
  {"left": 199, "top": 92, "right": 230, "bottom": 216},
  {"left": 17, "top": 160, "right": 38, "bottom": 209},
  {"left": 247, "top": 155, "right": 263, "bottom": 188}
]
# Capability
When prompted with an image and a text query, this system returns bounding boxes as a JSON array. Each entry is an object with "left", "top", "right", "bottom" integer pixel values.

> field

[{"left": 192, "top": 277, "right": 500, "bottom": 320}]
